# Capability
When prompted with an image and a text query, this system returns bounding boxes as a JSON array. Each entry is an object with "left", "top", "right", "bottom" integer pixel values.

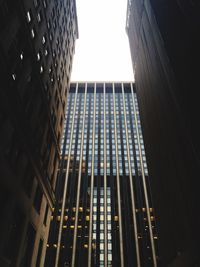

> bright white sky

[{"left": 71, "top": 0, "right": 134, "bottom": 82}]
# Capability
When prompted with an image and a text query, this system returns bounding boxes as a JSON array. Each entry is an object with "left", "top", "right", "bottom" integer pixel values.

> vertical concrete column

[
  {"left": 71, "top": 84, "right": 88, "bottom": 266},
  {"left": 55, "top": 83, "right": 78, "bottom": 267},
  {"left": 112, "top": 83, "right": 124, "bottom": 267},
  {"left": 103, "top": 83, "right": 108, "bottom": 267},
  {"left": 88, "top": 84, "right": 96, "bottom": 267},
  {"left": 131, "top": 84, "right": 157, "bottom": 267},
  {"left": 122, "top": 84, "right": 141, "bottom": 267}
]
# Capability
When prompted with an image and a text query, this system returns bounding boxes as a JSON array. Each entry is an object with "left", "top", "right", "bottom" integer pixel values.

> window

[
  {"left": 42, "top": 36, "right": 46, "bottom": 44},
  {"left": 37, "top": 52, "right": 41, "bottom": 61},
  {"left": 40, "top": 65, "right": 43, "bottom": 73},
  {"left": 43, "top": 205, "right": 49, "bottom": 225},
  {"left": 12, "top": 73, "right": 16, "bottom": 80},
  {"left": 20, "top": 52, "right": 24, "bottom": 60},
  {"left": 108, "top": 254, "right": 112, "bottom": 261},
  {"left": 37, "top": 12, "right": 41, "bottom": 23},
  {"left": 44, "top": 49, "right": 48, "bottom": 56},
  {"left": 31, "top": 28, "right": 35, "bottom": 38},
  {"left": 43, "top": 0, "right": 47, "bottom": 8},
  {"left": 34, "top": 184, "right": 43, "bottom": 213},
  {"left": 21, "top": 224, "right": 36, "bottom": 266},
  {"left": 93, "top": 233, "right": 96, "bottom": 239},
  {"left": 36, "top": 239, "right": 43, "bottom": 267},
  {"left": 27, "top": 11, "right": 31, "bottom": 23}
]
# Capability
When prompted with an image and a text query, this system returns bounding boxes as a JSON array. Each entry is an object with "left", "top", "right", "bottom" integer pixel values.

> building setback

[
  {"left": 126, "top": 0, "right": 200, "bottom": 266},
  {"left": 46, "top": 82, "right": 160, "bottom": 267},
  {"left": 0, "top": 0, "right": 78, "bottom": 266}
]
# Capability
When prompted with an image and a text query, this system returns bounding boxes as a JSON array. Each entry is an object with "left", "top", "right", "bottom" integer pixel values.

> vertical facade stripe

[
  {"left": 71, "top": 84, "right": 88, "bottom": 266},
  {"left": 122, "top": 84, "right": 141, "bottom": 267},
  {"left": 112, "top": 83, "right": 124, "bottom": 267},
  {"left": 103, "top": 83, "right": 108, "bottom": 267},
  {"left": 55, "top": 84, "right": 78, "bottom": 267},
  {"left": 131, "top": 84, "right": 157, "bottom": 267},
  {"left": 88, "top": 84, "right": 96, "bottom": 267}
]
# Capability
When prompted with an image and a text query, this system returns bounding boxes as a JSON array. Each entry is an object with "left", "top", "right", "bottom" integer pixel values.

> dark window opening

[
  {"left": 36, "top": 238, "right": 44, "bottom": 267},
  {"left": 34, "top": 184, "right": 43, "bottom": 213},
  {"left": 21, "top": 223, "right": 36, "bottom": 267}
]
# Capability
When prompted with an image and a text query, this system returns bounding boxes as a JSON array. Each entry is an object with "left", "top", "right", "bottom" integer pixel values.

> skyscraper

[
  {"left": 0, "top": 0, "right": 78, "bottom": 266},
  {"left": 126, "top": 0, "right": 200, "bottom": 265},
  {"left": 46, "top": 82, "right": 160, "bottom": 266}
]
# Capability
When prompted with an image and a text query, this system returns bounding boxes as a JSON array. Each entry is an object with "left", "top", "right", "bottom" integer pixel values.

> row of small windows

[
  {"left": 24, "top": 0, "right": 75, "bottom": 91},
  {"left": 93, "top": 188, "right": 112, "bottom": 264},
  {"left": 62, "top": 92, "right": 148, "bottom": 175}
]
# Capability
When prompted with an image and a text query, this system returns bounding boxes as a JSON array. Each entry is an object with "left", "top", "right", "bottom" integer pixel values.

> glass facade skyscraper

[{"left": 46, "top": 82, "right": 159, "bottom": 266}]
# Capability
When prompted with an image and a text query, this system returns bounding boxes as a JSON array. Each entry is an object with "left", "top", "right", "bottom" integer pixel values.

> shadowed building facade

[
  {"left": 0, "top": 0, "right": 78, "bottom": 266},
  {"left": 46, "top": 82, "right": 160, "bottom": 267},
  {"left": 126, "top": 0, "right": 200, "bottom": 266}
]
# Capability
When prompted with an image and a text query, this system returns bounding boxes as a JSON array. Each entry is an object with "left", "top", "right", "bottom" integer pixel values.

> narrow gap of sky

[{"left": 71, "top": 0, "right": 134, "bottom": 82}]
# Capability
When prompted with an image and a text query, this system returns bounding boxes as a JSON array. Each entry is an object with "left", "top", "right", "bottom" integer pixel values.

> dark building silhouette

[
  {"left": 46, "top": 82, "right": 160, "bottom": 267},
  {"left": 126, "top": 1, "right": 200, "bottom": 266},
  {"left": 0, "top": 0, "right": 78, "bottom": 266}
]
